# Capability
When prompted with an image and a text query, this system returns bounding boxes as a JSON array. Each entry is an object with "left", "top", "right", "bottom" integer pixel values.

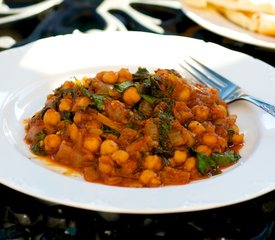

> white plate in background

[{"left": 180, "top": 1, "right": 275, "bottom": 49}]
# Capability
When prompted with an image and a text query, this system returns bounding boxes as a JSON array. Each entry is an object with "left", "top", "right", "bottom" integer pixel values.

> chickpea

[
  {"left": 186, "top": 133, "right": 196, "bottom": 148},
  {"left": 68, "top": 123, "right": 79, "bottom": 142},
  {"left": 95, "top": 71, "right": 105, "bottom": 80},
  {"left": 217, "top": 136, "right": 228, "bottom": 151},
  {"left": 59, "top": 98, "right": 72, "bottom": 112},
  {"left": 105, "top": 177, "right": 123, "bottom": 186},
  {"left": 100, "top": 139, "right": 119, "bottom": 155},
  {"left": 231, "top": 124, "right": 240, "bottom": 134},
  {"left": 86, "top": 120, "right": 102, "bottom": 129},
  {"left": 192, "top": 105, "right": 209, "bottom": 121},
  {"left": 209, "top": 88, "right": 219, "bottom": 100},
  {"left": 44, "top": 134, "right": 61, "bottom": 153},
  {"left": 196, "top": 145, "right": 212, "bottom": 156},
  {"left": 86, "top": 121, "right": 103, "bottom": 135},
  {"left": 83, "top": 153, "right": 95, "bottom": 162},
  {"left": 101, "top": 71, "right": 118, "bottom": 84},
  {"left": 232, "top": 133, "right": 244, "bottom": 145},
  {"left": 111, "top": 150, "right": 129, "bottom": 165},
  {"left": 82, "top": 76, "right": 91, "bottom": 88},
  {"left": 184, "top": 157, "right": 196, "bottom": 171},
  {"left": 99, "top": 155, "right": 113, "bottom": 164},
  {"left": 120, "top": 160, "right": 137, "bottom": 175},
  {"left": 98, "top": 155, "right": 114, "bottom": 174},
  {"left": 62, "top": 80, "right": 75, "bottom": 89},
  {"left": 177, "top": 86, "right": 191, "bottom": 101},
  {"left": 43, "top": 109, "right": 61, "bottom": 126},
  {"left": 118, "top": 68, "right": 132, "bottom": 82},
  {"left": 88, "top": 128, "right": 103, "bottom": 136},
  {"left": 143, "top": 155, "right": 163, "bottom": 171},
  {"left": 72, "top": 97, "right": 91, "bottom": 111},
  {"left": 83, "top": 166, "right": 99, "bottom": 182},
  {"left": 172, "top": 150, "right": 188, "bottom": 166},
  {"left": 123, "top": 87, "right": 141, "bottom": 105},
  {"left": 73, "top": 111, "right": 85, "bottom": 125},
  {"left": 98, "top": 162, "right": 113, "bottom": 174},
  {"left": 83, "top": 136, "right": 102, "bottom": 152},
  {"left": 211, "top": 104, "right": 227, "bottom": 119},
  {"left": 202, "top": 133, "right": 218, "bottom": 147},
  {"left": 139, "top": 169, "right": 161, "bottom": 186},
  {"left": 188, "top": 121, "right": 205, "bottom": 135}
]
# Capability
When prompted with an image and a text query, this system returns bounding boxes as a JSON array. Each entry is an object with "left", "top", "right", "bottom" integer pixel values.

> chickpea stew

[{"left": 24, "top": 68, "right": 244, "bottom": 187}]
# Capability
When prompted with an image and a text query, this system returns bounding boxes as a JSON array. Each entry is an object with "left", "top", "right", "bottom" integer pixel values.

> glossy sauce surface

[{"left": 25, "top": 68, "right": 244, "bottom": 187}]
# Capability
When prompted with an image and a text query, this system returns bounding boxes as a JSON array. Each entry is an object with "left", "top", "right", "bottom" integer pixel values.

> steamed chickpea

[
  {"left": 73, "top": 111, "right": 86, "bottom": 125},
  {"left": 143, "top": 155, "right": 163, "bottom": 171},
  {"left": 123, "top": 87, "right": 141, "bottom": 105},
  {"left": 111, "top": 150, "right": 129, "bottom": 165},
  {"left": 83, "top": 136, "right": 102, "bottom": 152},
  {"left": 118, "top": 68, "right": 132, "bottom": 82},
  {"left": 184, "top": 157, "right": 196, "bottom": 171},
  {"left": 192, "top": 105, "right": 209, "bottom": 121},
  {"left": 171, "top": 150, "right": 188, "bottom": 166},
  {"left": 231, "top": 133, "right": 244, "bottom": 145},
  {"left": 83, "top": 166, "right": 99, "bottom": 182},
  {"left": 59, "top": 98, "right": 72, "bottom": 112},
  {"left": 98, "top": 162, "right": 113, "bottom": 174},
  {"left": 120, "top": 160, "right": 137, "bottom": 175},
  {"left": 72, "top": 97, "right": 91, "bottom": 111},
  {"left": 211, "top": 104, "right": 227, "bottom": 119},
  {"left": 188, "top": 121, "right": 206, "bottom": 135},
  {"left": 101, "top": 71, "right": 118, "bottom": 84},
  {"left": 68, "top": 123, "right": 79, "bottom": 142},
  {"left": 186, "top": 133, "right": 196, "bottom": 148},
  {"left": 216, "top": 136, "right": 228, "bottom": 152},
  {"left": 44, "top": 134, "right": 61, "bottom": 153},
  {"left": 177, "top": 86, "right": 191, "bottom": 101},
  {"left": 62, "top": 80, "right": 75, "bottom": 89},
  {"left": 86, "top": 121, "right": 103, "bottom": 135},
  {"left": 43, "top": 109, "right": 61, "bottom": 126},
  {"left": 139, "top": 169, "right": 161, "bottom": 187},
  {"left": 202, "top": 133, "right": 218, "bottom": 147},
  {"left": 196, "top": 144, "right": 212, "bottom": 156},
  {"left": 100, "top": 139, "right": 119, "bottom": 155},
  {"left": 98, "top": 155, "right": 114, "bottom": 174}
]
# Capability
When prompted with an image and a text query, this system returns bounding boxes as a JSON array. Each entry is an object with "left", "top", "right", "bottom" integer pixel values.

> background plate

[{"left": 180, "top": 1, "right": 275, "bottom": 50}]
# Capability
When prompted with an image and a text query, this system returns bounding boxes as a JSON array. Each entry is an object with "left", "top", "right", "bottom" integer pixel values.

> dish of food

[
  {"left": 180, "top": 0, "right": 275, "bottom": 49},
  {"left": 1, "top": 31, "right": 275, "bottom": 213},
  {"left": 24, "top": 67, "right": 243, "bottom": 187}
]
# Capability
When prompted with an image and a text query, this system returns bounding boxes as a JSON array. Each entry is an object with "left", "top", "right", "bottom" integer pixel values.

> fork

[{"left": 179, "top": 57, "right": 275, "bottom": 118}]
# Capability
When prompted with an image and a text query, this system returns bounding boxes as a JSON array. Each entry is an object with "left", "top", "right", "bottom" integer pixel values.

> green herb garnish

[
  {"left": 114, "top": 81, "right": 134, "bottom": 93},
  {"left": 76, "top": 79, "right": 106, "bottom": 111},
  {"left": 196, "top": 151, "right": 241, "bottom": 175},
  {"left": 31, "top": 132, "right": 46, "bottom": 155}
]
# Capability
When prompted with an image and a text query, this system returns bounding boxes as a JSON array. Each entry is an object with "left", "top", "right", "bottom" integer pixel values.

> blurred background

[{"left": 0, "top": 0, "right": 274, "bottom": 65}]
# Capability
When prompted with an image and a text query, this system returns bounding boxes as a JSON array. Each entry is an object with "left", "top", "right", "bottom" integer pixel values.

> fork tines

[{"left": 179, "top": 57, "right": 230, "bottom": 92}]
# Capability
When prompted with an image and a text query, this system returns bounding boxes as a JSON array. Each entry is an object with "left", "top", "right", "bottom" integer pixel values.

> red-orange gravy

[{"left": 25, "top": 68, "right": 244, "bottom": 187}]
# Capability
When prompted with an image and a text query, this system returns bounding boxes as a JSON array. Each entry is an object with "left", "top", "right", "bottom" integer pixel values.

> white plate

[
  {"left": 180, "top": 2, "right": 275, "bottom": 49},
  {"left": 1, "top": 31, "right": 275, "bottom": 214}
]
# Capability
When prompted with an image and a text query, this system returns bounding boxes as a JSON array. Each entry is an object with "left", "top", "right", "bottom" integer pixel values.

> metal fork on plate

[{"left": 179, "top": 57, "right": 275, "bottom": 118}]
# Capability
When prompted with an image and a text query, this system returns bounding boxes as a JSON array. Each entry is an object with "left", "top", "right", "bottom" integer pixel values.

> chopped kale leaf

[
  {"left": 196, "top": 151, "right": 241, "bottom": 175},
  {"left": 114, "top": 81, "right": 134, "bottom": 93}
]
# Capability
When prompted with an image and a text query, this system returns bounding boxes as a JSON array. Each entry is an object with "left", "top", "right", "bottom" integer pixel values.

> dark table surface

[{"left": 1, "top": 1, "right": 275, "bottom": 239}]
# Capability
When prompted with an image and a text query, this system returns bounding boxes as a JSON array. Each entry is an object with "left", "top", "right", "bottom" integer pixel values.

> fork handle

[{"left": 241, "top": 95, "right": 275, "bottom": 117}]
